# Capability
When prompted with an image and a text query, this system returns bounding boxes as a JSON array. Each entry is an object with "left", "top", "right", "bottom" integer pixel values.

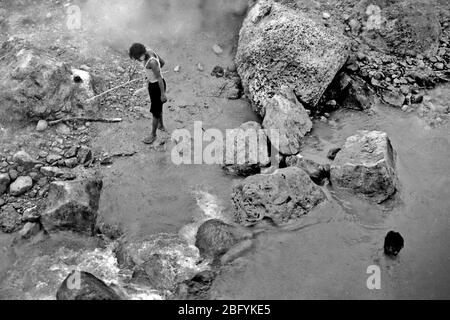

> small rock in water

[
  {"left": 197, "top": 63, "right": 204, "bottom": 71},
  {"left": 211, "top": 66, "right": 225, "bottom": 78},
  {"left": 174, "top": 65, "right": 181, "bottom": 72},
  {"left": 212, "top": 44, "right": 224, "bottom": 55},
  {"left": 178, "top": 270, "right": 217, "bottom": 300},
  {"left": 36, "top": 120, "right": 48, "bottom": 132},
  {"left": 131, "top": 253, "right": 177, "bottom": 291},
  {"left": 195, "top": 219, "right": 252, "bottom": 261},
  {"left": 382, "top": 90, "right": 405, "bottom": 108},
  {"left": 322, "top": 12, "right": 331, "bottom": 19},
  {"left": 384, "top": 231, "right": 404, "bottom": 257},
  {"left": 57, "top": 271, "right": 121, "bottom": 300},
  {"left": 17, "top": 222, "right": 42, "bottom": 240},
  {"left": 327, "top": 147, "right": 342, "bottom": 161}
]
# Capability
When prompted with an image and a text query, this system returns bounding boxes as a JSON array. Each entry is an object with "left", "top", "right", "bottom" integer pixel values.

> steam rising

[{"left": 78, "top": 0, "right": 248, "bottom": 52}]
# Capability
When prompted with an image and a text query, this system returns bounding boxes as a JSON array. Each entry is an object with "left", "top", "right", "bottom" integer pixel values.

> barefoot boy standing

[{"left": 129, "top": 43, "right": 167, "bottom": 144}]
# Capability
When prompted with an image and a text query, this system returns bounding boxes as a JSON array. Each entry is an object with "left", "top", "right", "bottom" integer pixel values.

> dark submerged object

[{"left": 384, "top": 231, "right": 404, "bottom": 257}]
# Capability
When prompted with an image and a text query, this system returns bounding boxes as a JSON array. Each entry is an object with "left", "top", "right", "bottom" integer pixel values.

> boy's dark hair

[{"left": 129, "top": 43, "right": 148, "bottom": 60}]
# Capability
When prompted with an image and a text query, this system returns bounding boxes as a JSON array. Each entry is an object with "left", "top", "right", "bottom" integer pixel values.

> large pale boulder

[
  {"left": 330, "top": 131, "right": 398, "bottom": 203},
  {"left": 262, "top": 87, "right": 313, "bottom": 155},
  {"left": 40, "top": 178, "right": 103, "bottom": 235},
  {"left": 236, "top": 0, "right": 349, "bottom": 116},
  {"left": 0, "top": 39, "right": 103, "bottom": 122},
  {"left": 56, "top": 271, "right": 121, "bottom": 300},
  {"left": 232, "top": 167, "right": 326, "bottom": 226}
]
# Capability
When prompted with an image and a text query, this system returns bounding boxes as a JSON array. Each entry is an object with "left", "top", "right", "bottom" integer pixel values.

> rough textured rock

[
  {"left": 115, "top": 234, "right": 201, "bottom": 291},
  {"left": 222, "top": 121, "right": 270, "bottom": 177},
  {"left": 232, "top": 167, "right": 327, "bottom": 226},
  {"left": 0, "top": 173, "right": 10, "bottom": 195},
  {"left": 0, "top": 206, "right": 24, "bottom": 233},
  {"left": 262, "top": 87, "right": 313, "bottom": 155},
  {"left": 40, "top": 178, "right": 103, "bottom": 235},
  {"left": 358, "top": 0, "right": 442, "bottom": 57},
  {"left": 0, "top": 39, "right": 103, "bottom": 122},
  {"left": 236, "top": 0, "right": 349, "bottom": 115},
  {"left": 195, "top": 219, "right": 252, "bottom": 260},
  {"left": 9, "top": 176, "right": 33, "bottom": 196},
  {"left": 177, "top": 270, "right": 218, "bottom": 300},
  {"left": 330, "top": 131, "right": 398, "bottom": 203},
  {"left": 56, "top": 271, "right": 121, "bottom": 300},
  {"left": 131, "top": 253, "right": 178, "bottom": 291},
  {"left": 114, "top": 234, "right": 199, "bottom": 270},
  {"left": 382, "top": 90, "right": 406, "bottom": 108}
]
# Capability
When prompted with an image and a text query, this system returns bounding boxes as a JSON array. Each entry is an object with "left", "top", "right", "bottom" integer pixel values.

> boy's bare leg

[
  {"left": 144, "top": 116, "right": 158, "bottom": 144},
  {"left": 158, "top": 115, "right": 167, "bottom": 132}
]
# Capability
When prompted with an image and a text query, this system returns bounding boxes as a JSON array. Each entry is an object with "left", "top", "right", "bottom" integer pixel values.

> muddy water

[{"left": 209, "top": 95, "right": 450, "bottom": 300}]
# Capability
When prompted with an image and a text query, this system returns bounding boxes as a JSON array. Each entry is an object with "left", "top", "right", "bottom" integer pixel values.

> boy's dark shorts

[{"left": 148, "top": 79, "right": 167, "bottom": 118}]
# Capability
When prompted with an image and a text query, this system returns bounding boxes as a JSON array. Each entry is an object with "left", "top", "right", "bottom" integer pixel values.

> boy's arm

[{"left": 156, "top": 54, "right": 165, "bottom": 68}]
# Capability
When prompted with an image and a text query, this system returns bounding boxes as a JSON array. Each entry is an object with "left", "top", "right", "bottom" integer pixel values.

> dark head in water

[{"left": 384, "top": 231, "right": 405, "bottom": 257}]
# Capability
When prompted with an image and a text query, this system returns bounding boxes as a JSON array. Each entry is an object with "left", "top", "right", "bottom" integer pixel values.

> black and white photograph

[{"left": 0, "top": 0, "right": 449, "bottom": 304}]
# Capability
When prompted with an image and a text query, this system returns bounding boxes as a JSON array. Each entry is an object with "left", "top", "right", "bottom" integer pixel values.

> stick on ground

[{"left": 48, "top": 117, "right": 123, "bottom": 126}]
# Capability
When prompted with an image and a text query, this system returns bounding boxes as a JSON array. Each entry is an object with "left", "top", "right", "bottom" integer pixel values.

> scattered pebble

[{"left": 36, "top": 120, "right": 48, "bottom": 132}]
